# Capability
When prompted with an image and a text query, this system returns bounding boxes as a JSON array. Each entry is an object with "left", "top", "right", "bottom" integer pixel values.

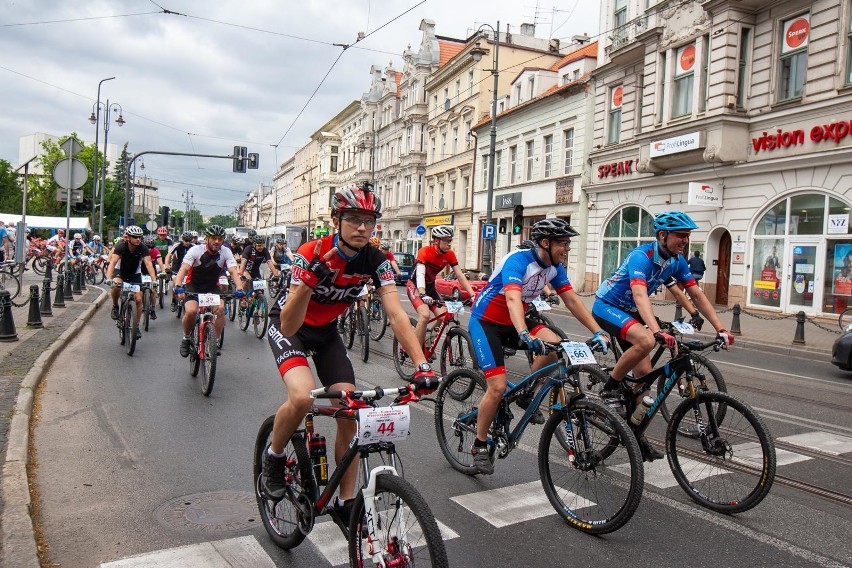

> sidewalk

[{"left": 0, "top": 267, "right": 107, "bottom": 567}]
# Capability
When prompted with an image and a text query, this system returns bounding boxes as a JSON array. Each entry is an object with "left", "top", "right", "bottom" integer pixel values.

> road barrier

[
  {"left": 41, "top": 277, "right": 53, "bottom": 316},
  {"left": 0, "top": 290, "right": 19, "bottom": 342},
  {"left": 731, "top": 303, "right": 742, "bottom": 335},
  {"left": 53, "top": 273, "right": 66, "bottom": 308},
  {"left": 26, "top": 285, "right": 43, "bottom": 328},
  {"left": 72, "top": 266, "right": 82, "bottom": 295},
  {"left": 63, "top": 269, "right": 74, "bottom": 300},
  {"left": 793, "top": 311, "right": 806, "bottom": 344}
]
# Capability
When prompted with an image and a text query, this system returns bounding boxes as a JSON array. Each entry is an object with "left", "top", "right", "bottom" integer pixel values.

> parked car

[
  {"left": 393, "top": 252, "right": 415, "bottom": 285},
  {"left": 435, "top": 271, "right": 488, "bottom": 301},
  {"left": 831, "top": 330, "right": 852, "bottom": 370}
]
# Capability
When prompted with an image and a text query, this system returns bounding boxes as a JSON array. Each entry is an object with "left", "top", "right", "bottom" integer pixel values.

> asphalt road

[{"left": 32, "top": 288, "right": 852, "bottom": 567}]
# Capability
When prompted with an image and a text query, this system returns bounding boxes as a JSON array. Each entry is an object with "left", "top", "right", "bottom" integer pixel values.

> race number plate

[
  {"left": 198, "top": 293, "right": 220, "bottom": 307},
  {"left": 122, "top": 283, "right": 140, "bottom": 293},
  {"left": 560, "top": 341, "right": 596, "bottom": 365},
  {"left": 445, "top": 301, "right": 464, "bottom": 314},
  {"left": 218, "top": 276, "right": 229, "bottom": 286},
  {"left": 357, "top": 406, "right": 411, "bottom": 445},
  {"left": 252, "top": 280, "right": 267, "bottom": 290},
  {"left": 531, "top": 299, "right": 551, "bottom": 311},
  {"left": 670, "top": 321, "right": 695, "bottom": 335},
  {"left": 141, "top": 275, "right": 152, "bottom": 283}
]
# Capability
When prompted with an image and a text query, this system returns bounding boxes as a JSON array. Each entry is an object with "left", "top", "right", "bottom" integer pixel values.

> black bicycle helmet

[
  {"left": 180, "top": 231, "right": 193, "bottom": 241},
  {"left": 275, "top": 238, "right": 286, "bottom": 245},
  {"left": 529, "top": 218, "right": 579, "bottom": 242},
  {"left": 252, "top": 235, "right": 265, "bottom": 244},
  {"left": 205, "top": 224, "right": 226, "bottom": 237},
  {"left": 247, "top": 229, "right": 257, "bottom": 238},
  {"left": 517, "top": 239, "right": 536, "bottom": 250}
]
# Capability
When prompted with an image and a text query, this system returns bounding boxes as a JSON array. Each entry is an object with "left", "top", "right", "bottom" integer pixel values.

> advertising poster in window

[
  {"left": 751, "top": 239, "right": 783, "bottom": 307},
  {"left": 832, "top": 243, "right": 852, "bottom": 296},
  {"left": 782, "top": 14, "right": 810, "bottom": 54},
  {"left": 675, "top": 43, "right": 696, "bottom": 77},
  {"left": 611, "top": 86, "right": 623, "bottom": 110}
]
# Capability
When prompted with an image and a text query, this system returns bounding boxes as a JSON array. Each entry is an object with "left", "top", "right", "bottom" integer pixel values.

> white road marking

[
  {"left": 778, "top": 431, "right": 852, "bottom": 455},
  {"left": 100, "top": 536, "right": 275, "bottom": 567},
  {"left": 714, "top": 359, "right": 851, "bottom": 386}
]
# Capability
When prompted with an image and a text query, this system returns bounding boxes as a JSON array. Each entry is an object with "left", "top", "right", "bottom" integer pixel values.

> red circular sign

[
  {"left": 785, "top": 18, "right": 809, "bottom": 49},
  {"left": 612, "top": 86, "right": 623, "bottom": 109},
  {"left": 679, "top": 45, "right": 696, "bottom": 72}
]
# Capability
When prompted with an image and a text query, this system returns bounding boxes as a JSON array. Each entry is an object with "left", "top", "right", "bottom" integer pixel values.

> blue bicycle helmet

[{"left": 653, "top": 211, "right": 699, "bottom": 233}]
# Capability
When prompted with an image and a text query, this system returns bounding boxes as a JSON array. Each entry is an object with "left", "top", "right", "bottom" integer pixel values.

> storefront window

[
  {"left": 789, "top": 194, "right": 825, "bottom": 235},
  {"left": 754, "top": 201, "right": 787, "bottom": 235},
  {"left": 601, "top": 206, "right": 655, "bottom": 281},
  {"left": 825, "top": 240, "right": 852, "bottom": 314},
  {"left": 750, "top": 239, "right": 784, "bottom": 308}
]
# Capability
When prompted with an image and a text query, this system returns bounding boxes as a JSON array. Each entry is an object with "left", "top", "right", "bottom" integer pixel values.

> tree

[
  {"left": 0, "top": 159, "right": 23, "bottom": 213},
  {"left": 208, "top": 214, "right": 237, "bottom": 228}
]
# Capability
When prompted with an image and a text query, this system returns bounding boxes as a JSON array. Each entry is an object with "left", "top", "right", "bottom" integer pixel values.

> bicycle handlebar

[{"left": 310, "top": 384, "right": 419, "bottom": 402}]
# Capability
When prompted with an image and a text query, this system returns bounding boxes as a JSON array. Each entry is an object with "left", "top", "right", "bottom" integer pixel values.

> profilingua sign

[
  {"left": 687, "top": 182, "right": 723, "bottom": 208},
  {"left": 650, "top": 131, "right": 701, "bottom": 158}
]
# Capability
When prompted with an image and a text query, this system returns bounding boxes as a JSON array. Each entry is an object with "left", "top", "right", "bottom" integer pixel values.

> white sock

[{"left": 267, "top": 447, "right": 286, "bottom": 458}]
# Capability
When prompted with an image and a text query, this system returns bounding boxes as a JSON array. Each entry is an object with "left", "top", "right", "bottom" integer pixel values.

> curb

[{"left": 1, "top": 286, "right": 108, "bottom": 568}]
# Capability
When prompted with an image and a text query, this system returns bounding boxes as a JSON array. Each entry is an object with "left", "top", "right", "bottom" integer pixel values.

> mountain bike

[
  {"left": 0, "top": 262, "right": 22, "bottom": 300},
  {"left": 187, "top": 292, "right": 233, "bottom": 396},
  {"left": 393, "top": 300, "right": 477, "bottom": 380},
  {"left": 113, "top": 281, "right": 141, "bottom": 356},
  {"left": 83, "top": 255, "right": 107, "bottom": 285},
  {"left": 611, "top": 335, "right": 776, "bottom": 513},
  {"left": 238, "top": 279, "right": 269, "bottom": 339},
  {"left": 434, "top": 339, "right": 643, "bottom": 534},
  {"left": 366, "top": 286, "right": 388, "bottom": 341},
  {"left": 156, "top": 271, "right": 169, "bottom": 309},
  {"left": 268, "top": 264, "right": 291, "bottom": 298},
  {"left": 339, "top": 301, "right": 370, "bottom": 363},
  {"left": 254, "top": 384, "right": 449, "bottom": 567},
  {"left": 140, "top": 276, "right": 154, "bottom": 332},
  {"left": 590, "top": 318, "right": 728, "bottom": 432}
]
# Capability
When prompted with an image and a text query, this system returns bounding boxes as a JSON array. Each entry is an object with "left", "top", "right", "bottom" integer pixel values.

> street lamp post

[
  {"left": 89, "top": 76, "right": 115, "bottom": 232},
  {"left": 90, "top": 100, "right": 124, "bottom": 236},
  {"left": 470, "top": 22, "right": 500, "bottom": 275}
]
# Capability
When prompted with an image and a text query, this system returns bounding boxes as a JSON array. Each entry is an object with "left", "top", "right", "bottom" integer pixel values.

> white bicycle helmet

[
  {"left": 124, "top": 225, "right": 144, "bottom": 238},
  {"left": 431, "top": 225, "right": 454, "bottom": 239}
]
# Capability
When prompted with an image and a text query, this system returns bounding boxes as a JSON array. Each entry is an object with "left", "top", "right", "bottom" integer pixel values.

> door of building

[
  {"left": 784, "top": 241, "right": 824, "bottom": 314},
  {"left": 715, "top": 231, "right": 731, "bottom": 305}
]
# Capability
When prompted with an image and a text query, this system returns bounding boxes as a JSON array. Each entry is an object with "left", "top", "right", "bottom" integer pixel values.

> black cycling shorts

[
  {"left": 267, "top": 320, "right": 355, "bottom": 388},
  {"left": 468, "top": 316, "right": 546, "bottom": 379},
  {"left": 115, "top": 273, "right": 143, "bottom": 284}
]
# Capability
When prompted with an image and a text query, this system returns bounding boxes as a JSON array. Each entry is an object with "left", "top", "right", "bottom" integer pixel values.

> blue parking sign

[{"left": 482, "top": 223, "right": 497, "bottom": 240}]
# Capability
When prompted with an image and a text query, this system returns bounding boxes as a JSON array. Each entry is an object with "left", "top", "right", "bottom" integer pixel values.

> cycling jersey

[
  {"left": 595, "top": 242, "right": 696, "bottom": 312},
  {"left": 409, "top": 245, "right": 458, "bottom": 288},
  {"left": 269, "top": 235, "right": 395, "bottom": 328},
  {"left": 384, "top": 250, "right": 396, "bottom": 263},
  {"left": 471, "top": 248, "right": 572, "bottom": 326},
  {"left": 69, "top": 240, "right": 85, "bottom": 258},
  {"left": 152, "top": 237, "right": 172, "bottom": 260},
  {"left": 88, "top": 241, "right": 104, "bottom": 255},
  {"left": 112, "top": 240, "right": 150, "bottom": 280},
  {"left": 242, "top": 246, "right": 272, "bottom": 279},
  {"left": 181, "top": 244, "right": 237, "bottom": 294},
  {"left": 231, "top": 243, "right": 244, "bottom": 258},
  {"left": 272, "top": 246, "right": 292, "bottom": 265},
  {"left": 149, "top": 247, "right": 162, "bottom": 265},
  {"left": 168, "top": 242, "right": 191, "bottom": 272}
]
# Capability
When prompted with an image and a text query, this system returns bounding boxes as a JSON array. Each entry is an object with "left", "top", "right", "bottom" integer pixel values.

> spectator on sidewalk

[
  {"left": 688, "top": 250, "right": 706, "bottom": 282},
  {"left": 0, "top": 221, "right": 8, "bottom": 262}
]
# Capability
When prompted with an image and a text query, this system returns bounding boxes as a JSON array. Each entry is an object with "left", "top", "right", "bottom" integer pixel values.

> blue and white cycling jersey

[
  {"left": 471, "top": 248, "right": 572, "bottom": 326},
  {"left": 595, "top": 242, "right": 695, "bottom": 311}
]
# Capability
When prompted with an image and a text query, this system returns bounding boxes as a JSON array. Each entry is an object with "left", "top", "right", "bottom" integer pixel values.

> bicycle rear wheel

[
  {"left": 349, "top": 474, "right": 448, "bottom": 568},
  {"left": 391, "top": 317, "right": 419, "bottom": 381},
  {"left": 200, "top": 321, "right": 217, "bottom": 396},
  {"left": 125, "top": 301, "right": 137, "bottom": 356},
  {"left": 439, "top": 327, "right": 478, "bottom": 390},
  {"left": 254, "top": 296, "right": 269, "bottom": 339},
  {"left": 539, "top": 398, "right": 643, "bottom": 534},
  {"left": 667, "top": 391, "right": 776, "bottom": 514},
  {"left": 344, "top": 307, "right": 355, "bottom": 349},
  {"left": 657, "top": 353, "right": 727, "bottom": 437},
  {"left": 357, "top": 306, "right": 369, "bottom": 362},
  {"left": 434, "top": 368, "right": 489, "bottom": 475},
  {"left": 158, "top": 279, "right": 165, "bottom": 309},
  {"left": 228, "top": 297, "right": 237, "bottom": 321},
  {"left": 253, "top": 417, "right": 313, "bottom": 550},
  {"left": 142, "top": 292, "right": 150, "bottom": 332},
  {"left": 368, "top": 300, "right": 387, "bottom": 341},
  {"left": 189, "top": 326, "right": 200, "bottom": 377}
]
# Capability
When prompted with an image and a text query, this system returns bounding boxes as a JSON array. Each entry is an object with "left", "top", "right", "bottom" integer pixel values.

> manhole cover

[{"left": 154, "top": 491, "right": 258, "bottom": 534}]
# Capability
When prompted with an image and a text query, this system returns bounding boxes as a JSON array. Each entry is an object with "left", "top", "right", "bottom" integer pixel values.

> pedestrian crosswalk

[{"left": 101, "top": 429, "right": 851, "bottom": 567}]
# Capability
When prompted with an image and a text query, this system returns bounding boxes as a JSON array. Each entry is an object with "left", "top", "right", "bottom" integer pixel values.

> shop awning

[{"left": 0, "top": 213, "right": 91, "bottom": 231}]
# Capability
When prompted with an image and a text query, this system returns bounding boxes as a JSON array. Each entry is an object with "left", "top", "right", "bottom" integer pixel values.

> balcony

[
  {"left": 397, "top": 202, "right": 423, "bottom": 219},
  {"left": 604, "top": 15, "right": 654, "bottom": 66}
]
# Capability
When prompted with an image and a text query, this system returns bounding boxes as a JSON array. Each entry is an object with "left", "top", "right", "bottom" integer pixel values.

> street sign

[
  {"left": 415, "top": 225, "right": 426, "bottom": 236},
  {"left": 146, "top": 220, "right": 158, "bottom": 232},
  {"left": 55, "top": 189, "right": 83, "bottom": 203},
  {"left": 482, "top": 223, "right": 497, "bottom": 240},
  {"left": 148, "top": 213, "right": 157, "bottom": 221},
  {"left": 59, "top": 137, "right": 85, "bottom": 158},
  {"left": 53, "top": 158, "right": 88, "bottom": 190}
]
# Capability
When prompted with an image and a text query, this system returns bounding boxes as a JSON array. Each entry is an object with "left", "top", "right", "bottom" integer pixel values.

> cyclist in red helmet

[{"left": 261, "top": 182, "right": 436, "bottom": 525}]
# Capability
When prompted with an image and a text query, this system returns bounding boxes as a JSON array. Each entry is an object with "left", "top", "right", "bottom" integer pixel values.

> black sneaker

[
  {"left": 261, "top": 451, "right": 288, "bottom": 500},
  {"left": 111, "top": 305, "right": 119, "bottom": 320},
  {"left": 470, "top": 444, "right": 494, "bottom": 475},
  {"left": 150, "top": 309, "right": 157, "bottom": 320},
  {"left": 135, "top": 329, "right": 142, "bottom": 340},
  {"left": 600, "top": 388, "right": 627, "bottom": 419},
  {"left": 638, "top": 435, "right": 664, "bottom": 462},
  {"left": 179, "top": 338, "right": 192, "bottom": 358}
]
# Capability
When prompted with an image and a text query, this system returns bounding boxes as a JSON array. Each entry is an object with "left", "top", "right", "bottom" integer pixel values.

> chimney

[
  {"left": 572, "top": 34, "right": 591, "bottom": 45},
  {"left": 520, "top": 23, "right": 535, "bottom": 37}
]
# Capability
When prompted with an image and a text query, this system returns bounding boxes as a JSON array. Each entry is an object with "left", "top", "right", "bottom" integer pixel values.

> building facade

[{"left": 586, "top": 0, "right": 852, "bottom": 317}]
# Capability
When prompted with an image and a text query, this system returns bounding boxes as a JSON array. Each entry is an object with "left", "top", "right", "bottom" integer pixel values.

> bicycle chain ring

[{"left": 294, "top": 493, "right": 315, "bottom": 535}]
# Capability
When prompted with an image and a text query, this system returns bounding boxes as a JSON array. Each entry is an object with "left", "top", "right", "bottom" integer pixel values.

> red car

[{"left": 435, "top": 272, "right": 488, "bottom": 301}]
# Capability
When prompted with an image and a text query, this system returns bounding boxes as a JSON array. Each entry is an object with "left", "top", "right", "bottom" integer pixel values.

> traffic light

[
  {"left": 498, "top": 218, "right": 507, "bottom": 234},
  {"left": 162, "top": 206, "right": 170, "bottom": 228},
  {"left": 247, "top": 153, "right": 259, "bottom": 169},
  {"left": 512, "top": 205, "right": 524, "bottom": 235},
  {"left": 233, "top": 146, "right": 247, "bottom": 173}
]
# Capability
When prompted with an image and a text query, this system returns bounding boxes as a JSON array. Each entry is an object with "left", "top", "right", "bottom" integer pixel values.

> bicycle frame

[
  {"left": 422, "top": 308, "right": 459, "bottom": 359},
  {"left": 195, "top": 308, "right": 218, "bottom": 360}
]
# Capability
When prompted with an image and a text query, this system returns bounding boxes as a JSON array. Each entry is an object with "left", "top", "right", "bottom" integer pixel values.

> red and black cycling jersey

[
  {"left": 242, "top": 246, "right": 271, "bottom": 279},
  {"left": 269, "top": 235, "right": 395, "bottom": 327},
  {"left": 409, "top": 245, "right": 458, "bottom": 286}
]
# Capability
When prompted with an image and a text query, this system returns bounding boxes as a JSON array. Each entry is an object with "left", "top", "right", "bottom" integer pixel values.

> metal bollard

[
  {"left": 27, "top": 285, "right": 43, "bottom": 328},
  {"left": 0, "top": 290, "right": 19, "bottom": 341},
  {"left": 41, "top": 276, "right": 53, "bottom": 316},
  {"left": 64, "top": 268, "right": 74, "bottom": 300},
  {"left": 79, "top": 265, "right": 87, "bottom": 291},
  {"left": 674, "top": 302, "right": 683, "bottom": 321},
  {"left": 44, "top": 260, "right": 53, "bottom": 281},
  {"left": 730, "top": 303, "right": 742, "bottom": 335},
  {"left": 53, "top": 272, "right": 66, "bottom": 308},
  {"left": 793, "top": 311, "right": 806, "bottom": 344},
  {"left": 72, "top": 266, "right": 82, "bottom": 295}
]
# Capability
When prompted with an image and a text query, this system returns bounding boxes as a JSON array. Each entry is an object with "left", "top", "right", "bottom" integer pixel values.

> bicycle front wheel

[
  {"left": 142, "top": 292, "right": 150, "bottom": 332},
  {"left": 200, "top": 321, "right": 218, "bottom": 396},
  {"left": 657, "top": 353, "right": 727, "bottom": 437},
  {"left": 345, "top": 308, "right": 356, "bottom": 350},
  {"left": 253, "top": 416, "right": 313, "bottom": 550},
  {"left": 539, "top": 398, "right": 643, "bottom": 534},
  {"left": 125, "top": 301, "right": 137, "bottom": 356},
  {"left": 439, "top": 327, "right": 478, "bottom": 387},
  {"left": 434, "top": 368, "right": 489, "bottom": 475},
  {"left": 349, "top": 474, "right": 448, "bottom": 568},
  {"left": 240, "top": 299, "right": 252, "bottom": 331},
  {"left": 368, "top": 300, "right": 387, "bottom": 341},
  {"left": 667, "top": 391, "right": 776, "bottom": 514},
  {"left": 254, "top": 296, "right": 269, "bottom": 339},
  {"left": 391, "top": 317, "right": 419, "bottom": 381},
  {"left": 357, "top": 306, "right": 369, "bottom": 362},
  {"left": 189, "top": 326, "right": 200, "bottom": 377}
]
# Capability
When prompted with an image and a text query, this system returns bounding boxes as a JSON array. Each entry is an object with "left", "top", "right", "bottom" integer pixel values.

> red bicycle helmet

[
  {"left": 157, "top": 226, "right": 168, "bottom": 236},
  {"left": 332, "top": 183, "right": 382, "bottom": 219}
]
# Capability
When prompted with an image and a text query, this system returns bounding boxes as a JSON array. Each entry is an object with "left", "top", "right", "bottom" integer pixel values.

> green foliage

[
  {"left": 208, "top": 214, "right": 237, "bottom": 228},
  {"left": 0, "top": 159, "right": 23, "bottom": 213}
]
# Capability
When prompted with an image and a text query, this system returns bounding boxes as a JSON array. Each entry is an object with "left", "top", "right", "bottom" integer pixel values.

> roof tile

[
  {"left": 438, "top": 39, "right": 465, "bottom": 67},
  {"left": 549, "top": 41, "right": 598, "bottom": 71}
]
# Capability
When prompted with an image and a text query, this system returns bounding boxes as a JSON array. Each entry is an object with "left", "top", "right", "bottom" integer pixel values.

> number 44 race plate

[{"left": 357, "top": 406, "right": 411, "bottom": 445}]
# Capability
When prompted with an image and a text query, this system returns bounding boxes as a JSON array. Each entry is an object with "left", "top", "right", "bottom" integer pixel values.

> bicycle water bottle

[
  {"left": 311, "top": 433, "right": 328, "bottom": 484},
  {"left": 630, "top": 396, "right": 654, "bottom": 426}
]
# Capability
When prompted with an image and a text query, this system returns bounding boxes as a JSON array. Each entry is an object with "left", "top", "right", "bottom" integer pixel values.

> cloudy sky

[{"left": 1, "top": 0, "right": 600, "bottom": 217}]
